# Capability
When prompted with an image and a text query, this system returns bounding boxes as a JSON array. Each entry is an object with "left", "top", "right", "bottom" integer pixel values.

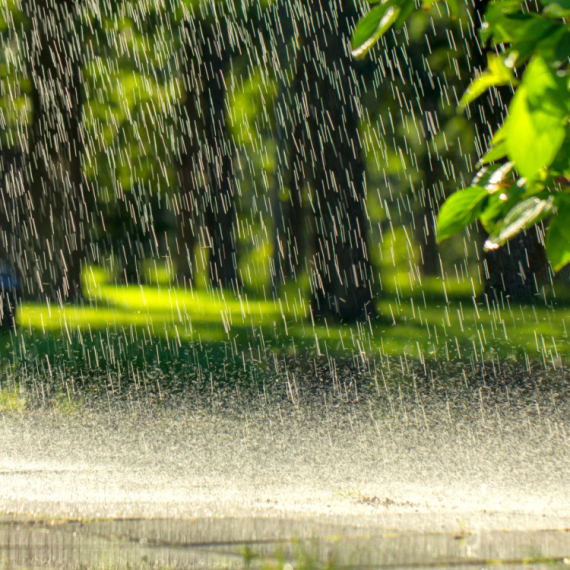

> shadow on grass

[{"left": 1, "top": 268, "right": 567, "bottom": 399}]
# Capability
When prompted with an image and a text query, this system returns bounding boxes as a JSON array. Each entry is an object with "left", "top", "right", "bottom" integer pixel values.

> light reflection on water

[{"left": 1, "top": 516, "right": 569, "bottom": 569}]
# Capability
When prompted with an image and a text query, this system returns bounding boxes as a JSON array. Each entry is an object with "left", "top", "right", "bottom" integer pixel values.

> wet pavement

[
  {"left": 1, "top": 391, "right": 570, "bottom": 568},
  {"left": 1, "top": 515, "right": 570, "bottom": 569}
]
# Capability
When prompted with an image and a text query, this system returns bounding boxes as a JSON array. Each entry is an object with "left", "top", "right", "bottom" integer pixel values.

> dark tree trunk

[
  {"left": 483, "top": 227, "right": 549, "bottom": 303},
  {"left": 23, "top": 0, "right": 86, "bottom": 302},
  {"left": 0, "top": 148, "right": 24, "bottom": 327},
  {"left": 104, "top": 188, "right": 170, "bottom": 286},
  {"left": 0, "top": 148, "right": 24, "bottom": 270},
  {"left": 470, "top": 0, "right": 549, "bottom": 301},
  {"left": 178, "top": 20, "right": 240, "bottom": 292},
  {"left": 416, "top": 96, "right": 445, "bottom": 277},
  {"left": 175, "top": 22, "right": 201, "bottom": 288},
  {"left": 416, "top": 183, "right": 441, "bottom": 277},
  {"left": 292, "top": 0, "right": 376, "bottom": 322},
  {"left": 272, "top": 125, "right": 305, "bottom": 290},
  {"left": 270, "top": 0, "right": 306, "bottom": 294},
  {"left": 200, "top": 24, "right": 239, "bottom": 292},
  {"left": 174, "top": 159, "right": 198, "bottom": 288}
]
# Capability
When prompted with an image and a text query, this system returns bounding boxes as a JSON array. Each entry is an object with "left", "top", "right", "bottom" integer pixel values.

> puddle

[{"left": 0, "top": 516, "right": 569, "bottom": 569}]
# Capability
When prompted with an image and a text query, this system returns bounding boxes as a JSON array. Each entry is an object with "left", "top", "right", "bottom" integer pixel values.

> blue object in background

[{"left": 0, "top": 262, "right": 20, "bottom": 331}]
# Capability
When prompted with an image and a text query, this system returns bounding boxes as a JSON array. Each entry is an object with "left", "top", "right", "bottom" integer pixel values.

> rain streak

[{"left": 0, "top": 0, "right": 569, "bottom": 566}]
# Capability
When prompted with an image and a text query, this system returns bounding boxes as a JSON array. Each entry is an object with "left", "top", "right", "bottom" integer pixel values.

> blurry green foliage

[
  {"left": 7, "top": 267, "right": 568, "bottom": 379},
  {"left": 0, "top": 0, "right": 564, "bottom": 372},
  {"left": 0, "top": 0, "right": 484, "bottom": 297}
]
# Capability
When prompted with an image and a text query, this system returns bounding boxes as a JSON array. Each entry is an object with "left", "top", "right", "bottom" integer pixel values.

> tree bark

[
  {"left": 0, "top": 148, "right": 24, "bottom": 328},
  {"left": 200, "top": 23, "right": 239, "bottom": 292},
  {"left": 272, "top": 124, "right": 305, "bottom": 290},
  {"left": 174, "top": 99, "right": 199, "bottom": 288},
  {"left": 483, "top": 227, "right": 549, "bottom": 303},
  {"left": 269, "top": 0, "right": 306, "bottom": 294},
  {"left": 23, "top": 0, "right": 86, "bottom": 303},
  {"left": 292, "top": 0, "right": 376, "bottom": 321},
  {"left": 0, "top": 148, "right": 24, "bottom": 271},
  {"left": 178, "top": 20, "right": 240, "bottom": 292}
]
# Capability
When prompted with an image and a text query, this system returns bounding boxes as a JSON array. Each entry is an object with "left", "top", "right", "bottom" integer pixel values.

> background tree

[
  {"left": 267, "top": 0, "right": 304, "bottom": 294},
  {"left": 469, "top": 0, "right": 549, "bottom": 302},
  {"left": 2, "top": 0, "right": 566, "bottom": 333},
  {"left": 0, "top": 4, "right": 26, "bottom": 285},
  {"left": 80, "top": 1, "right": 180, "bottom": 287},
  {"left": 279, "top": 0, "right": 377, "bottom": 321},
  {"left": 21, "top": 0, "right": 88, "bottom": 301},
  {"left": 177, "top": 10, "right": 241, "bottom": 292}
]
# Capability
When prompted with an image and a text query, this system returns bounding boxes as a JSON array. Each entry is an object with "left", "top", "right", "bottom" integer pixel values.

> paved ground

[
  {"left": 0, "top": 391, "right": 569, "bottom": 526},
  {"left": 1, "top": 388, "right": 570, "bottom": 566},
  {"left": 2, "top": 515, "right": 570, "bottom": 568}
]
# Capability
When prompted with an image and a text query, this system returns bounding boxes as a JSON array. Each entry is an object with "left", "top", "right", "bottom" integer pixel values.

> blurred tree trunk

[
  {"left": 273, "top": 136, "right": 304, "bottom": 288},
  {"left": 200, "top": 23, "right": 239, "bottom": 291},
  {"left": 175, "top": 26, "right": 201, "bottom": 289},
  {"left": 23, "top": 0, "right": 86, "bottom": 302},
  {"left": 0, "top": 148, "right": 24, "bottom": 271},
  {"left": 0, "top": 148, "right": 22, "bottom": 329},
  {"left": 106, "top": 188, "right": 170, "bottom": 286},
  {"left": 483, "top": 227, "right": 549, "bottom": 303},
  {"left": 178, "top": 20, "right": 240, "bottom": 292},
  {"left": 292, "top": 0, "right": 376, "bottom": 321},
  {"left": 470, "top": 0, "right": 549, "bottom": 301},
  {"left": 416, "top": 95, "right": 444, "bottom": 277},
  {"left": 269, "top": 0, "right": 305, "bottom": 294},
  {"left": 416, "top": 181, "right": 442, "bottom": 277}
]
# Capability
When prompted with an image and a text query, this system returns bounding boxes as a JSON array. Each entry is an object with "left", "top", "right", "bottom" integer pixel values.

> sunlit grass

[
  {"left": 0, "top": 383, "right": 27, "bottom": 412},
  {"left": 51, "top": 388, "right": 85, "bottom": 416},
  {"left": 23, "top": 230, "right": 564, "bottom": 369},
  {"left": 241, "top": 540, "right": 337, "bottom": 570},
  {"left": 14, "top": 266, "right": 570, "bottom": 369}
]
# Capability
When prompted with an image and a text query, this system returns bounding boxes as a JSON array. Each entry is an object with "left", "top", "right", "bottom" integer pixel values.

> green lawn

[{"left": 11, "top": 266, "right": 569, "bottom": 374}]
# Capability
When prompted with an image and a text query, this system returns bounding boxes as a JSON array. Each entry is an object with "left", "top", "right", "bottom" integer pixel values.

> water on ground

[{"left": 1, "top": 360, "right": 570, "bottom": 567}]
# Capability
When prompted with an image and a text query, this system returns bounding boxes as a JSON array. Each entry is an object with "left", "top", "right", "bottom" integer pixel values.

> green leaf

[
  {"left": 352, "top": 2, "right": 401, "bottom": 58},
  {"left": 471, "top": 162, "right": 515, "bottom": 193},
  {"left": 481, "top": 8, "right": 559, "bottom": 62},
  {"left": 460, "top": 54, "right": 518, "bottom": 107},
  {"left": 480, "top": 1, "right": 525, "bottom": 43},
  {"left": 525, "top": 56, "right": 570, "bottom": 115},
  {"left": 550, "top": 126, "right": 570, "bottom": 177},
  {"left": 480, "top": 140, "right": 508, "bottom": 165},
  {"left": 534, "top": 27, "right": 569, "bottom": 64},
  {"left": 540, "top": 0, "right": 570, "bottom": 9},
  {"left": 484, "top": 10, "right": 557, "bottom": 44},
  {"left": 394, "top": 0, "right": 415, "bottom": 27},
  {"left": 546, "top": 204, "right": 570, "bottom": 271},
  {"left": 485, "top": 196, "right": 553, "bottom": 249},
  {"left": 555, "top": 31, "right": 570, "bottom": 63},
  {"left": 491, "top": 124, "right": 508, "bottom": 145},
  {"left": 541, "top": 0, "right": 570, "bottom": 16},
  {"left": 436, "top": 186, "right": 488, "bottom": 242},
  {"left": 504, "top": 56, "right": 568, "bottom": 182},
  {"left": 478, "top": 183, "right": 525, "bottom": 233},
  {"left": 483, "top": 1, "right": 522, "bottom": 22}
]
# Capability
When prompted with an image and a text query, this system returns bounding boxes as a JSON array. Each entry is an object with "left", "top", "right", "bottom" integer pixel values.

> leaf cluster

[{"left": 352, "top": 0, "right": 570, "bottom": 271}]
